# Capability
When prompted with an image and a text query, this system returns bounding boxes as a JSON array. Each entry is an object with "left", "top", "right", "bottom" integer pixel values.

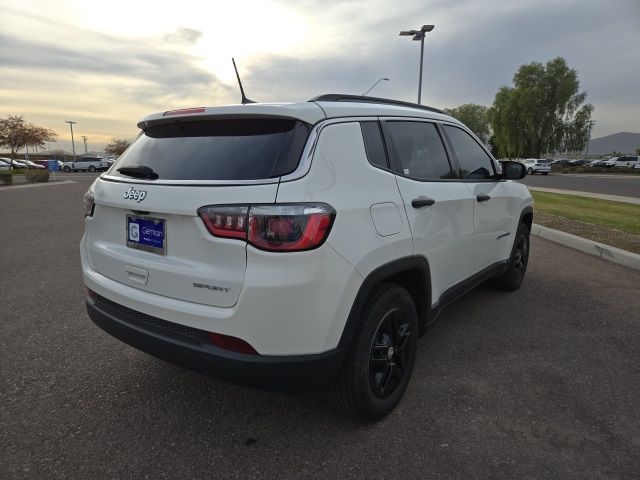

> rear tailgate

[
  {"left": 84, "top": 116, "right": 312, "bottom": 308},
  {"left": 87, "top": 180, "right": 278, "bottom": 307}
]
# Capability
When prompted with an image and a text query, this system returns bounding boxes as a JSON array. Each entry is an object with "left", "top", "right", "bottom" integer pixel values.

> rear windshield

[{"left": 111, "top": 118, "right": 311, "bottom": 181}]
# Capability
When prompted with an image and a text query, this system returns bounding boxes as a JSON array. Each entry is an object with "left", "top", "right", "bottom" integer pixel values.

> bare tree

[{"left": 104, "top": 138, "right": 131, "bottom": 157}]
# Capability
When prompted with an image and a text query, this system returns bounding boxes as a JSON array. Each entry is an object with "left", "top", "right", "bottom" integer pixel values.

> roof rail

[{"left": 309, "top": 94, "right": 444, "bottom": 114}]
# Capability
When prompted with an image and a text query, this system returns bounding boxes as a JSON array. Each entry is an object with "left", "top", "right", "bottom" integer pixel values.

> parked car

[
  {"left": 568, "top": 159, "right": 588, "bottom": 166},
  {"left": 34, "top": 159, "right": 64, "bottom": 170},
  {"left": 521, "top": 159, "right": 551, "bottom": 175},
  {"left": 22, "top": 159, "right": 46, "bottom": 169},
  {"left": 0, "top": 158, "right": 10, "bottom": 170},
  {"left": 612, "top": 156, "right": 638, "bottom": 168},
  {"left": 549, "top": 159, "right": 571, "bottom": 167},
  {"left": 81, "top": 94, "right": 533, "bottom": 420},
  {"left": 62, "top": 156, "right": 109, "bottom": 172},
  {"left": 588, "top": 159, "right": 606, "bottom": 167},
  {"left": 9, "top": 159, "right": 29, "bottom": 169}
]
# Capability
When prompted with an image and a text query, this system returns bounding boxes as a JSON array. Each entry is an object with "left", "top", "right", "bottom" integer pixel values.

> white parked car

[
  {"left": 0, "top": 157, "right": 12, "bottom": 170},
  {"left": 81, "top": 95, "right": 533, "bottom": 420},
  {"left": 613, "top": 156, "right": 638, "bottom": 168},
  {"left": 521, "top": 159, "right": 551, "bottom": 175},
  {"left": 62, "top": 156, "right": 109, "bottom": 172}
]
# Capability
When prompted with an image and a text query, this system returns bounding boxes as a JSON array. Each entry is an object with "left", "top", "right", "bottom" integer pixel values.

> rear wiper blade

[{"left": 117, "top": 165, "right": 159, "bottom": 180}]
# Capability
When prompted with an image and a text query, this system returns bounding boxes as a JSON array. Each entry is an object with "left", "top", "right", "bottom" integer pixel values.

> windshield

[{"left": 111, "top": 118, "right": 311, "bottom": 181}]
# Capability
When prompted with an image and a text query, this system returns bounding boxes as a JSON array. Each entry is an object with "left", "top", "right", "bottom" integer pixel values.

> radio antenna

[{"left": 232, "top": 58, "right": 256, "bottom": 104}]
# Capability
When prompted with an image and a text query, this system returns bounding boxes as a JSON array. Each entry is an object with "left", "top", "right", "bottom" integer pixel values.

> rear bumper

[{"left": 86, "top": 295, "right": 346, "bottom": 392}]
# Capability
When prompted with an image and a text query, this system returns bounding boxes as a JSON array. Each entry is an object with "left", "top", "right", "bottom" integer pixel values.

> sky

[{"left": 1, "top": 0, "right": 639, "bottom": 152}]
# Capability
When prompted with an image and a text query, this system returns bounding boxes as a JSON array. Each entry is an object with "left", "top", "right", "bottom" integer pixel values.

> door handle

[
  {"left": 411, "top": 196, "right": 436, "bottom": 208},
  {"left": 476, "top": 194, "right": 491, "bottom": 202}
]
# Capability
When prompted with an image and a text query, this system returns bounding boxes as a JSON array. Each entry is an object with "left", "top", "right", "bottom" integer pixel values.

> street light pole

[
  {"left": 65, "top": 121, "right": 77, "bottom": 161},
  {"left": 363, "top": 77, "right": 389, "bottom": 96},
  {"left": 81, "top": 135, "right": 88, "bottom": 154},
  {"left": 399, "top": 24, "right": 435, "bottom": 104}
]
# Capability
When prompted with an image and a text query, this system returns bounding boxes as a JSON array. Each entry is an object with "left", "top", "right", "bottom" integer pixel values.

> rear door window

[
  {"left": 385, "top": 121, "right": 455, "bottom": 180},
  {"left": 112, "top": 119, "right": 311, "bottom": 181}
]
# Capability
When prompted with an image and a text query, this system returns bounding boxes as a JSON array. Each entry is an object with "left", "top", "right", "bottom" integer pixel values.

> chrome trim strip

[{"left": 99, "top": 175, "right": 280, "bottom": 186}]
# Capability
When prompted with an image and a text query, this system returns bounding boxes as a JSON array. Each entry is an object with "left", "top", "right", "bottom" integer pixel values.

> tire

[
  {"left": 63, "top": 166, "right": 70, "bottom": 172},
  {"left": 88, "top": 165, "right": 96, "bottom": 172},
  {"left": 329, "top": 283, "right": 418, "bottom": 420},
  {"left": 542, "top": 172, "right": 549, "bottom": 175},
  {"left": 527, "top": 167, "right": 533, "bottom": 175},
  {"left": 493, "top": 223, "right": 530, "bottom": 291}
]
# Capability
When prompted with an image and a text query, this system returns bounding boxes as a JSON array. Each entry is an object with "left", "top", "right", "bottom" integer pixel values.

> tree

[
  {"left": 104, "top": 138, "right": 131, "bottom": 157},
  {"left": 488, "top": 57, "right": 593, "bottom": 159},
  {"left": 444, "top": 104, "right": 491, "bottom": 144},
  {"left": 636, "top": 148, "right": 640, "bottom": 156},
  {"left": 0, "top": 115, "right": 56, "bottom": 167}
]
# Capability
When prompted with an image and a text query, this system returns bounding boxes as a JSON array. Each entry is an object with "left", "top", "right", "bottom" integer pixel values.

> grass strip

[{"left": 530, "top": 191, "right": 640, "bottom": 235}]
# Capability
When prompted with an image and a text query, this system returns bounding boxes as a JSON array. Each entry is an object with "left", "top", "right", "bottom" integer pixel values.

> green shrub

[
  {"left": 0, "top": 171, "right": 13, "bottom": 185},
  {"left": 25, "top": 169, "right": 50, "bottom": 183}
]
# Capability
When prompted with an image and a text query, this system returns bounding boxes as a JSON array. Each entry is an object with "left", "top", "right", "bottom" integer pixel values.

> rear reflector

[
  {"left": 208, "top": 332, "right": 257, "bottom": 354},
  {"left": 163, "top": 107, "right": 206, "bottom": 116},
  {"left": 198, "top": 203, "right": 336, "bottom": 252}
]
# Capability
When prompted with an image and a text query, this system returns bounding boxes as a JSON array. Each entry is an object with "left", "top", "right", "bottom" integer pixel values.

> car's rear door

[
  {"left": 85, "top": 117, "right": 310, "bottom": 308},
  {"left": 381, "top": 119, "right": 476, "bottom": 303}
]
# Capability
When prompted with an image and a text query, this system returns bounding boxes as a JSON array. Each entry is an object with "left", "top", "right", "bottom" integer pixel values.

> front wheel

[
  {"left": 329, "top": 284, "right": 418, "bottom": 420},
  {"left": 63, "top": 166, "right": 70, "bottom": 172},
  {"left": 493, "top": 223, "right": 530, "bottom": 291},
  {"left": 527, "top": 167, "right": 534, "bottom": 175},
  {"left": 542, "top": 172, "right": 549, "bottom": 175},
  {"left": 88, "top": 165, "right": 96, "bottom": 172}
]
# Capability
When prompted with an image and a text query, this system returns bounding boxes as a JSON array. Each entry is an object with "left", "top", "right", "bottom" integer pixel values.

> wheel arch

[{"left": 338, "top": 256, "right": 432, "bottom": 350}]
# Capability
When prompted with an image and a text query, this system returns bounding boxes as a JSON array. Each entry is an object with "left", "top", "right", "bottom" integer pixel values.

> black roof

[{"left": 309, "top": 94, "right": 444, "bottom": 114}]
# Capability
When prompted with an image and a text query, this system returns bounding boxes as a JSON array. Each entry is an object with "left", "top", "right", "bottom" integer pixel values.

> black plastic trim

[
  {"left": 310, "top": 94, "right": 444, "bottom": 114},
  {"left": 86, "top": 296, "right": 345, "bottom": 392},
  {"left": 430, "top": 260, "right": 509, "bottom": 322},
  {"left": 338, "top": 256, "right": 432, "bottom": 348}
]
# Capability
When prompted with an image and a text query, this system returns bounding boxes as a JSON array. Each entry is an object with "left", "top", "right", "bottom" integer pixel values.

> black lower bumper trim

[{"left": 86, "top": 297, "right": 345, "bottom": 392}]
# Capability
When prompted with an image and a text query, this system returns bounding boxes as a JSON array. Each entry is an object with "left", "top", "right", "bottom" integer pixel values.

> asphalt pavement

[
  {"left": 520, "top": 173, "right": 640, "bottom": 198},
  {"left": 1, "top": 178, "right": 639, "bottom": 479}
]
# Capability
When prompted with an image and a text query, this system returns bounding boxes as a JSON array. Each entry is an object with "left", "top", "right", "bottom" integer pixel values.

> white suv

[
  {"left": 521, "top": 159, "right": 551, "bottom": 175},
  {"left": 63, "top": 156, "right": 109, "bottom": 172},
  {"left": 81, "top": 95, "right": 532, "bottom": 420}
]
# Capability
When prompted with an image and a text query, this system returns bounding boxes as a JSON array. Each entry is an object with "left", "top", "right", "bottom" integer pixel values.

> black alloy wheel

[
  {"left": 329, "top": 283, "right": 418, "bottom": 420},
  {"left": 369, "top": 308, "right": 412, "bottom": 399}
]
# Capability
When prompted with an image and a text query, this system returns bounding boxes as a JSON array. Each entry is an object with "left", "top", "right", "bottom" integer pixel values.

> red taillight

[
  {"left": 198, "top": 204, "right": 335, "bottom": 252},
  {"left": 163, "top": 107, "right": 206, "bottom": 116},
  {"left": 83, "top": 191, "right": 95, "bottom": 217},
  {"left": 199, "top": 206, "right": 249, "bottom": 240},
  {"left": 208, "top": 332, "right": 257, "bottom": 354}
]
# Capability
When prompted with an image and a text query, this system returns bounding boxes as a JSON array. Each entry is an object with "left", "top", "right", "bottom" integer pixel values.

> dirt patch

[{"left": 534, "top": 211, "right": 640, "bottom": 254}]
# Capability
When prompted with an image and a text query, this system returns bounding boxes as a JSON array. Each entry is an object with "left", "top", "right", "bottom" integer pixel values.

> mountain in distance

[{"left": 588, "top": 132, "right": 640, "bottom": 155}]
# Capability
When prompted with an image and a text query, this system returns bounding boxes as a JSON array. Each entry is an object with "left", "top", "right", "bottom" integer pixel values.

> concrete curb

[{"left": 531, "top": 223, "right": 640, "bottom": 271}]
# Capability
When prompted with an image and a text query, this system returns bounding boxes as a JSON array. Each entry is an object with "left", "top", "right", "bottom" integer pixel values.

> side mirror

[{"left": 500, "top": 161, "right": 527, "bottom": 180}]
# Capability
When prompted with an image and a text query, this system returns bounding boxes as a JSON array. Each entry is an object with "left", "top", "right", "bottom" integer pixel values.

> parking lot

[
  {"left": 1, "top": 178, "right": 639, "bottom": 479},
  {"left": 520, "top": 173, "right": 640, "bottom": 198}
]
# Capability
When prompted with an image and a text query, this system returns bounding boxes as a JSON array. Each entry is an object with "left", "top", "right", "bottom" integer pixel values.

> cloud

[{"left": 163, "top": 27, "right": 203, "bottom": 45}]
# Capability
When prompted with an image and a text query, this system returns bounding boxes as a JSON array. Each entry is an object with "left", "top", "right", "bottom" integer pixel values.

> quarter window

[
  {"left": 360, "top": 122, "right": 389, "bottom": 169},
  {"left": 443, "top": 125, "right": 496, "bottom": 180},
  {"left": 385, "top": 121, "right": 455, "bottom": 180}
]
